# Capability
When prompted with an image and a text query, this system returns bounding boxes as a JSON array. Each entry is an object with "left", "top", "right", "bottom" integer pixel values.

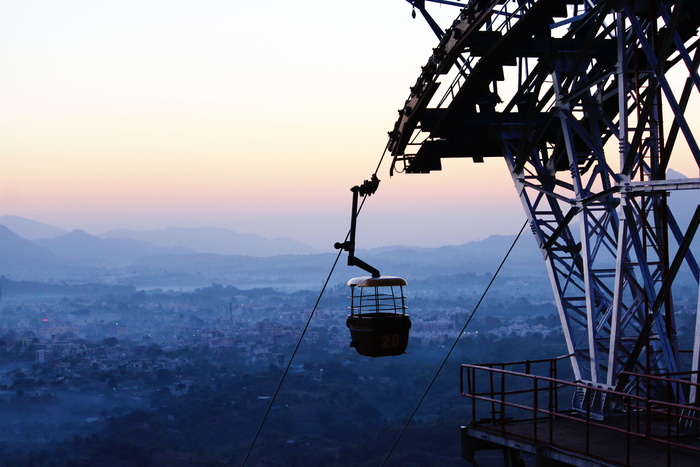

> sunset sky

[{"left": 1, "top": 1, "right": 696, "bottom": 250}]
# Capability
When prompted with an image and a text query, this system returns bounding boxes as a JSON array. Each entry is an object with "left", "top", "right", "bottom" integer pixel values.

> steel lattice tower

[{"left": 391, "top": 0, "right": 700, "bottom": 397}]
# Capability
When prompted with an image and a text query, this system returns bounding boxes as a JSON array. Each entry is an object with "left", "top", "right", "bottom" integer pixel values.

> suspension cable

[
  {"left": 374, "top": 142, "right": 390, "bottom": 176},
  {"left": 380, "top": 219, "right": 529, "bottom": 466},
  {"left": 241, "top": 145, "right": 390, "bottom": 465},
  {"left": 240, "top": 245, "right": 343, "bottom": 466}
]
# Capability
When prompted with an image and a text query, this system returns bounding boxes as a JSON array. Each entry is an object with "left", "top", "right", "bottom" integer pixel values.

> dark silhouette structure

[{"left": 395, "top": 1, "right": 700, "bottom": 464}]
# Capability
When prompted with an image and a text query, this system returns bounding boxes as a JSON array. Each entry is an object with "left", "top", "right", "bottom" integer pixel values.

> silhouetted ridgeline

[
  {"left": 0, "top": 213, "right": 695, "bottom": 292},
  {"left": 0, "top": 217, "right": 547, "bottom": 289}
]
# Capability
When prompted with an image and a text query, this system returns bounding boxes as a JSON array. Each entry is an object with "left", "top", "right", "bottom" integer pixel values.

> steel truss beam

[{"left": 389, "top": 0, "right": 700, "bottom": 395}]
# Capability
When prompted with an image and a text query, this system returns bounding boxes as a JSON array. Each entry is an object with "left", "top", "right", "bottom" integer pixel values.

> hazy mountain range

[
  {"left": 0, "top": 167, "right": 696, "bottom": 289},
  {"left": 0, "top": 216, "right": 318, "bottom": 257},
  {"left": 0, "top": 215, "right": 547, "bottom": 288},
  {"left": 0, "top": 224, "right": 549, "bottom": 299},
  {"left": 100, "top": 227, "right": 315, "bottom": 257},
  {"left": 0, "top": 216, "right": 323, "bottom": 284}
]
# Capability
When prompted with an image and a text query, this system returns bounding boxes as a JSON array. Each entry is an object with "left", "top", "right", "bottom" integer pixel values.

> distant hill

[
  {"left": 36, "top": 230, "right": 188, "bottom": 267},
  {"left": 100, "top": 226, "right": 318, "bottom": 256},
  {"left": 0, "top": 215, "right": 318, "bottom": 257},
  {"left": 667, "top": 168, "right": 693, "bottom": 179},
  {"left": 358, "top": 233, "right": 542, "bottom": 279},
  {"left": 0, "top": 225, "right": 66, "bottom": 274},
  {"left": 119, "top": 234, "right": 549, "bottom": 291},
  {"left": 0, "top": 202, "right": 694, "bottom": 290},
  {"left": 0, "top": 215, "right": 68, "bottom": 240},
  {"left": 0, "top": 220, "right": 549, "bottom": 288},
  {"left": 667, "top": 169, "right": 700, "bottom": 231}
]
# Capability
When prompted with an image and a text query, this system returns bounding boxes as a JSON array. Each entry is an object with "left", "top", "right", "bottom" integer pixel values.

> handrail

[
  {"left": 460, "top": 360, "right": 700, "bottom": 466},
  {"left": 464, "top": 353, "right": 573, "bottom": 369}
]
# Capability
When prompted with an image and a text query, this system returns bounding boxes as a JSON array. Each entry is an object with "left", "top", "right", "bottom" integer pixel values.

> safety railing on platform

[{"left": 460, "top": 357, "right": 700, "bottom": 466}]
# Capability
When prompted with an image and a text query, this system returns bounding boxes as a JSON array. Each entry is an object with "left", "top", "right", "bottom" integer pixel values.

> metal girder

[{"left": 389, "top": 0, "right": 700, "bottom": 394}]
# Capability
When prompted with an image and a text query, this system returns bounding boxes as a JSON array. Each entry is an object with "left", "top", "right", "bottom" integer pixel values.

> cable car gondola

[
  {"left": 335, "top": 175, "right": 411, "bottom": 357},
  {"left": 346, "top": 275, "right": 410, "bottom": 357}
]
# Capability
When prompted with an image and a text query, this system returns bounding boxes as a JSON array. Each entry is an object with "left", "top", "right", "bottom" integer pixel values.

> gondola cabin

[{"left": 346, "top": 276, "right": 410, "bottom": 357}]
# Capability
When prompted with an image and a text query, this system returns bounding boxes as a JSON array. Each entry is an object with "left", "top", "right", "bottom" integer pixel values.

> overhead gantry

[{"left": 391, "top": 0, "right": 700, "bottom": 400}]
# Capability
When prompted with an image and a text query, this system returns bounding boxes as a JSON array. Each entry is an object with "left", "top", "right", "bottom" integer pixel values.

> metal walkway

[{"left": 460, "top": 356, "right": 700, "bottom": 466}]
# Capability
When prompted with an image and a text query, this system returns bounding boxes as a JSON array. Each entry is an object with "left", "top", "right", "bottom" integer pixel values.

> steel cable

[
  {"left": 240, "top": 245, "right": 344, "bottom": 466},
  {"left": 241, "top": 145, "right": 390, "bottom": 465},
  {"left": 380, "top": 219, "right": 529, "bottom": 466}
]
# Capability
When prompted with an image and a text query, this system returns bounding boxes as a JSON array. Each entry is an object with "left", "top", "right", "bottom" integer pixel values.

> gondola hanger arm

[{"left": 334, "top": 174, "right": 381, "bottom": 278}]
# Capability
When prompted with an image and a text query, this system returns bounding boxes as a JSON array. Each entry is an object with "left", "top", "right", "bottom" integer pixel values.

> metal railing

[{"left": 460, "top": 357, "right": 700, "bottom": 466}]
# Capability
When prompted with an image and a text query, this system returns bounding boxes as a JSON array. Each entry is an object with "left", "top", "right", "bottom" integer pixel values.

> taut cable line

[
  {"left": 241, "top": 145, "right": 390, "bottom": 466},
  {"left": 380, "top": 220, "right": 528, "bottom": 466}
]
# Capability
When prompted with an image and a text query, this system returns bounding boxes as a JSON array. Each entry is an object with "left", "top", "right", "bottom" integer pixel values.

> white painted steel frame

[{"left": 389, "top": 0, "right": 700, "bottom": 392}]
